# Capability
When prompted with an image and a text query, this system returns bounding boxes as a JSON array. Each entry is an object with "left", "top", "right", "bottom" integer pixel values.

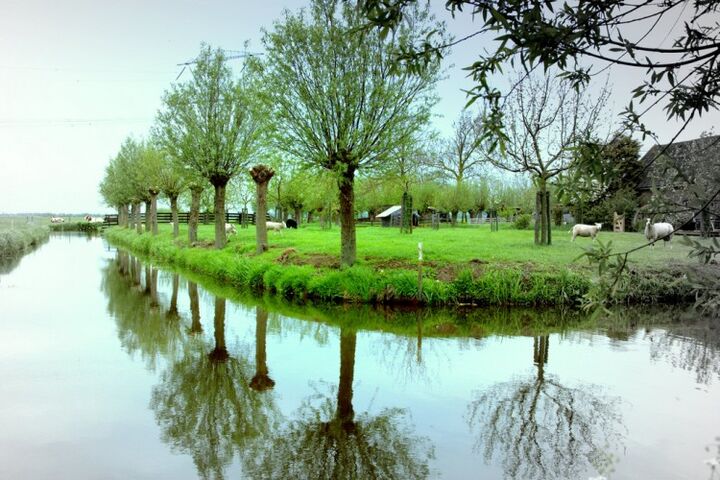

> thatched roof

[{"left": 639, "top": 135, "right": 720, "bottom": 190}]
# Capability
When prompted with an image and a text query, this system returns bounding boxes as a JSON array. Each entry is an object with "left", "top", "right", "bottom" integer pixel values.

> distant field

[
  {"left": 151, "top": 221, "right": 700, "bottom": 271},
  {"left": 0, "top": 215, "right": 91, "bottom": 226}
]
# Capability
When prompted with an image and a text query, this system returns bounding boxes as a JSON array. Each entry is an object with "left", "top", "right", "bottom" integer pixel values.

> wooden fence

[{"left": 103, "top": 212, "right": 271, "bottom": 226}]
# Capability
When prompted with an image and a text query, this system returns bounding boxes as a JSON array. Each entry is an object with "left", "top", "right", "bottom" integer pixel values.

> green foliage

[
  {"left": 513, "top": 214, "right": 531, "bottom": 230},
  {"left": 106, "top": 221, "right": 713, "bottom": 308}
]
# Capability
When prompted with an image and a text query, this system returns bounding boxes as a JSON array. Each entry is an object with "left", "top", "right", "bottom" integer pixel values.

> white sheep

[
  {"left": 571, "top": 223, "right": 603, "bottom": 241},
  {"left": 644, "top": 218, "right": 674, "bottom": 248},
  {"left": 266, "top": 221, "right": 286, "bottom": 232},
  {"left": 225, "top": 223, "right": 237, "bottom": 235}
]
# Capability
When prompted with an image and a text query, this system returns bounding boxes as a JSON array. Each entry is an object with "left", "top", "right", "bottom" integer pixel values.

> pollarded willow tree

[
  {"left": 486, "top": 72, "right": 609, "bottom": 245},
  {"left": 156, "top": 154, "right": 187, "bottom": 239},
  {"left": 99, "top": 153, "right": 133, "bottom": 228},
  {"left": 260, "top": 0, "right": 442, "bottom": 266},
  {"left": 155, "top": 44, "right": 263, "bottom": 249}
]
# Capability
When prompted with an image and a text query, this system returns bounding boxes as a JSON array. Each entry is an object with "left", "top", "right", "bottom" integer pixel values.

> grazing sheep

[
  {"left": 285, "top": 218, "right": 298, "bottom": 229},
  {"left": 266, "top": 221, "right": 286, "bottom": 232},
  {"left": 225, "top": 223, "right": 237, "bottom": 235},
  {"left": 571, "top": 223, "right": 603, "bottom": 241},
  {"left": 644, "top": 219, "right": 674, "bottom": 248},
  {"left": 50, "top": 217, "right": 65, "bottom": 224}
]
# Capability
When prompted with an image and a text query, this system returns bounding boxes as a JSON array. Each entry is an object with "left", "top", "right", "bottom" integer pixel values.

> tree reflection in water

[
  {"left": 467, "top": 336, "right": 624, "bottom": 480},
  {"left": 150, "top": 297, "right": 278, "bottom": 480},
  {"left": 188, "top": 280, "right": 203, "bottom": 335},
  {"left": 242, "top": 327, "right": 434, "bottom": 480},
  {"left": 102, "top": 252, "right": 184, "bottom": 369},
  {"left": 250, "top": 306, "right": 275, "bottom": 392},
  {"left": 644, "top": 315, "right": 720, "bottom": 385},
  {"left": 598, "top": 308, "right": 720, "bottom": 385},
  {"left": 166, "top": 273, "right": 180, "bottom": 320}
]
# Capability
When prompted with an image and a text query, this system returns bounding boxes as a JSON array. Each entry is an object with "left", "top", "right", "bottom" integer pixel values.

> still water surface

[{"left": 1, "top": 234, "right": 719, "bottom": 479}]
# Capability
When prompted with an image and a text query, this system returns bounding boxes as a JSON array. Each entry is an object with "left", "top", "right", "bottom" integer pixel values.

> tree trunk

[
  {"left": 545, "top": 190, "right": 552, "bottom": 245},
  {"left": 250, "top": 165, "right": 275, "bottom": 255},
  {"left": 212, "top": 181, "right": 228, "bottom": 249},
  {"left": 189, "top": 187, "right": 201, "bottom": 244},
  {"left": 118, "top": 204, "right": 129, "bottom": 228},
  {"left": 144, "top": 200, "right": 151, "bottom": 233},
  {"left": 338, "top": 167, "right": 357, "bottom": 267},
  {"left": 307, "top": 211, "right": 313, "bottom": 224},
  {"left": 451, "top": 210, "right": 458, "bottom": 226},
  {"left": 337, "top": 328, "right": 357, "bottom": 430},
  {"left": 701, "top": 209, "right": 710, "bottom": 238},
  {"left": 188, "top": 281, "right": 202, "bottom": 334},
  {"left": 534, "top": 192, "right": 541, "bottom": 244},
  {"left": 170, "top": 195, "right": 179, "bottom": 238},
  {"left": 134, "top": 202, "right": 142, "bottom": 234},
  {"left": 294, "top": 207, "right": 302, "bottom": 225},
  {"left": 250, "top": 306, "right": 275, "bottom": 392},
  {"left": 256, "top": 180, "right": 269, "bottom": 253},
  {"left": 149, "top": 191, "right": 159, "bottom": 235},
  {"left": 128, "top": 204, "right": 135, "bottom": 230},
  {"left": 209, "top": 296, "right": 228, "bottom": 362},
  {"left": 535, "top": 182, "right": 550, "bottom": 245}
]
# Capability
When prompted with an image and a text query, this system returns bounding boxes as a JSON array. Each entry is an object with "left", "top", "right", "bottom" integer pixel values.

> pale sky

[{"left": 1, "top": 0, "right": 717, "bottom": 214}]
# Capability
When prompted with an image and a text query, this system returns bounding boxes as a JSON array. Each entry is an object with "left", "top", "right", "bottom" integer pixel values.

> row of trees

[
  {"left": 100, "top": 0, "right": 620, "bottom": 266},
  {"left": 100, "top": 1, "right": 445, "bottom": 266}
]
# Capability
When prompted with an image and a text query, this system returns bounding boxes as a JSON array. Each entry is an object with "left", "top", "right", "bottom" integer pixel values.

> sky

[{"left": 1, "top": 0, "right": 718, "bottom": 214}]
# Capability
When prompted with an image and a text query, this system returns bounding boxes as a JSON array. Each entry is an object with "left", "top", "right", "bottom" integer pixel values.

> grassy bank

[
  {"left": 49, "top": 221, "right": 102, "bottom": 233},
  {"left": 0, "top": 222, "right": 49, "bottom": 258},
  {"left": 106, "top": 225, "right": 589, "bottom": 306},
  {"left": 105, "top": 223, "right": 708, "bottom": 306}
]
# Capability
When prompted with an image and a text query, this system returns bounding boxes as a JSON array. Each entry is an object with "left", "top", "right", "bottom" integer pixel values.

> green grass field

[
  {"left": 171, "top": 221, "right": 698, "bottom": 271},
  {"left": 105, "top": 221, "right": 708, "bottom": 307}
]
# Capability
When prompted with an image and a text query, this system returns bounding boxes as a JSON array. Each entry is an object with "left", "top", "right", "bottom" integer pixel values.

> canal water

[{"left": 1, "top": 233, "right": 718, "bottom": 479}]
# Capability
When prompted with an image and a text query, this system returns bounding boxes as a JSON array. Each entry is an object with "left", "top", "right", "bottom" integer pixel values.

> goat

[
  {"left": 644, "top": 219, "right": 674, "bottom": 248},
  {"left": 571, "top": 223, "right": 603, "bottom": 241}
]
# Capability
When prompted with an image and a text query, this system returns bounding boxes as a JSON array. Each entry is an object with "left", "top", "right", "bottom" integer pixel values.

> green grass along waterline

[
  {"left": 0, "top": 222, "right": 49, "bottom": 258},
  {"left": 105, "top": 223, "right": 699, "bottom": 307}
]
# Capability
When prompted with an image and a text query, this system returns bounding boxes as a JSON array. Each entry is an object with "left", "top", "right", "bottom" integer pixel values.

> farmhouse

[{"left": 638, "top": 134, "right": 720, "bottom": 235}]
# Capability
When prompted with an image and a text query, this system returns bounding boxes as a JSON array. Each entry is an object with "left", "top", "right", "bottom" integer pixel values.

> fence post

[{"left": 417, "top": 242, "right": 424, "bottom": 303}]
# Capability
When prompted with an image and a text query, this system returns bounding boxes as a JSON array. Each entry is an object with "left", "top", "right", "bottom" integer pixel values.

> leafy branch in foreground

[{"left": 577, "top": 234, "right": 720, "bottom": 314}]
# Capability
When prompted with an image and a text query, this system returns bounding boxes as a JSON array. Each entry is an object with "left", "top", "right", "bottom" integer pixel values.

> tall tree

[
  {"left": 428, "top": 110, "right": 484, "bottom": 186},
  {"left": 154, "top": 148, "right": 188, "bottom": 238},
  {"left": 485, "top": 72, "right": 609, "bottom": 245},
  {"left": 138, "top": 144, "right": 164, "bottom": 236},
  {"left": 260, "top": 0, "right": 441, "bottom": 266},
  {"left": 559, "top": 134, "right": 643, "bottom": 225},
  {"left": 156, "top": 44, "right": 263, "bottom": 249}
]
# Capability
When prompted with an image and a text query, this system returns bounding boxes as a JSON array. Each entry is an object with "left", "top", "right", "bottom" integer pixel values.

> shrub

[{"left": 513, "top": 214, "right": 532, "bottom": 230}]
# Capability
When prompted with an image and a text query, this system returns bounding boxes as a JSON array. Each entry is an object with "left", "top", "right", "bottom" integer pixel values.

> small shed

[
  {"left": 376, "top": 205, "right": 402, "bottom": 227},
  {"left": 377, "top": 205, "right": 420, "bottom": 227}
]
